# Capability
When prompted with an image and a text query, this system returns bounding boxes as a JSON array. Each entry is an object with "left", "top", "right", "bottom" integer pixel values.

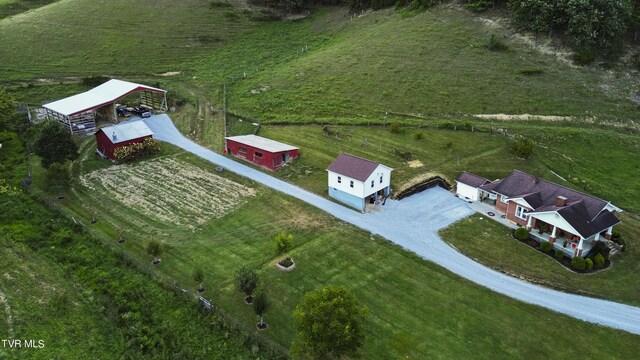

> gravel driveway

[{"left": 139, "top": 115, "right": 640, "bottom": 335}]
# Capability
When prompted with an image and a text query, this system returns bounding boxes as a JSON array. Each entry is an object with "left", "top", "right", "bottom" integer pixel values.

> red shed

[
  {"left": 95, "top": 121, "right": 154, "bottom": 160},
  {"left": 225, "top": 135, "right": 299, "bottom": 171}
]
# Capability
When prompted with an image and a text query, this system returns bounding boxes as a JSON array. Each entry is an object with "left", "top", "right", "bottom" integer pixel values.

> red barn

[
  {"left": 225, "top": 135, "right": 299, "bottom": 171},
  {"left": 95, "top": 121, "right": 154, "bottom": 160}
]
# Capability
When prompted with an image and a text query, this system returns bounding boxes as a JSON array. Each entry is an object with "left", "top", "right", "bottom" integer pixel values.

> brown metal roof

[
  {"left": 326, "top": 153, "right": 380, "bottom": 182},
  {"left": 455, "top": 171, "right": 490, "bottom": 188}
]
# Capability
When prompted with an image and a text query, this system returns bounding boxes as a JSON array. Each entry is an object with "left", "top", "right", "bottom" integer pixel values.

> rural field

[
  {"left": 38, "top": 142, "right": 640, "bottom": 359},
  {"left": 2, "top": 0, "right": 640, "bottom": 358}
]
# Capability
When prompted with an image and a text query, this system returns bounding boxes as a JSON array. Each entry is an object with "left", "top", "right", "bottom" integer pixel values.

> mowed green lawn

[
  {"left": 0, "top": 0, "right": 257, "bottom": 81},
  {"left": 35, "top": 140, "right": 639, "bottom": 359},
  {"left": 441, "top": 214, "right": 640, "bottom": 307}
]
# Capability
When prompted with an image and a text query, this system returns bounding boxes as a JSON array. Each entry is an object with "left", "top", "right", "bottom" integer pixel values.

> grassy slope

[
  {"left": 222, "top": 7, "right": 639, "bottom": 124},
  {"left": 38, "top": 141, "right": 639, "bottom": 359},
  {"left": 256, "top": 124, "right": 549, "bottom": 195},
  {"left": 441, "top": 214, "right": 640, "bottom": 306},
  {"left": 0, "top": 0, "right": 256, "bottom": 81}
]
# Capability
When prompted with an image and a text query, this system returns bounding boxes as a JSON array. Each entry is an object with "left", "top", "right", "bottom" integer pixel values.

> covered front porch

[{"left": 468, "top": 200, "right": 595, "bottom": 258}]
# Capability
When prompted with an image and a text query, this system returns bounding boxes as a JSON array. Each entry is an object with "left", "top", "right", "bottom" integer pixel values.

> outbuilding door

[{"left": 282, "top": 153, "right": 290, "bottom": 162}]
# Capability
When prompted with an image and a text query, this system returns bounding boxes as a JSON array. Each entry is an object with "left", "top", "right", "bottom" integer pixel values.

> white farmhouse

[{"left": 326, "top": 153, "right": 392, "bottom": 212}]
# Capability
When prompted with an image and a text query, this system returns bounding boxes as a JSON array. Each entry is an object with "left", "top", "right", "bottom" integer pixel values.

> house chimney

[
  {"left": 112, "top": 132, "right": 117, "bottom": 141},
  {"left": 555, "top": 196, "right": 567, "bottom": 207}
]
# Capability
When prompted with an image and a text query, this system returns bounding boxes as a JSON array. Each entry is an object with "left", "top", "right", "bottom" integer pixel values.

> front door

[{"left": 282, "top": 153, "right": 289, "bottom": 162}]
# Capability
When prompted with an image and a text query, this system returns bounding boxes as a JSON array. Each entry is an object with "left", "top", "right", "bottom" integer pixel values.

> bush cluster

[
  {"left": 514, "top": 227, "right": 529, "bottom": 240},
  {"left": 511, "top": 138, "right": 534, "bottom": 159},
  {"left": 114, "top": 138, "right": 160, "bottom": 162},
  {"left": 540, "top": 241, "right": 552, "bottom": 252},
  {"left": 571, "top": 256, "right": 585, "bottom": 270},
  {"left": 585, "top": 258, "right": 593, "bottom": 270},
  {"left": 594, "top": 253, "right": 606, "bottom": 268},
  {"left": 554, "top": 249, "right": 565, "bottom": 259}
]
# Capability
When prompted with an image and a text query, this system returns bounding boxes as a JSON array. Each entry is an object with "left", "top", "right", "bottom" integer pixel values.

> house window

[
  {"left": 380, "top": 175, "right": 383, "bottom": 183},
  {"left": 238, "top": 147, "right": 247, "bottom": 154},
  {"left": 255, "top": 152, "right": 263, "bottom": 158},
  {"left": 350, "top": 180, "right": 354, "bottom": 188},
  {"left": 500, "top": 195, "right": 508, "bottom": 203},
  {"left": 371, "top": 180, "right": 374, "bottom": 187},
  {"left": 337, "top": 176, "right": 342, "bottom": 184},
  {"left": 515, "top": 205, "right": 529, "bottom": 220}
]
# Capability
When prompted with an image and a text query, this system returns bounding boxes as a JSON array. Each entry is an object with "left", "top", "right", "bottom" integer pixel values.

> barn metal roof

[
  {"left": 43, "top": 79, "right": 166, "bottom": 117},
  {"left": 225, "top": 135, "right": 298, "bottom": 153},
  {"left": 98, "top": 121, "right": 153, "bottom": 144}
]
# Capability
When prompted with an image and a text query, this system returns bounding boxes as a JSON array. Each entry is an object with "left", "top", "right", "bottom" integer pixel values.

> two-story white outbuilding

[{"left": 326, "top": 153, "right": 393, "bottom": 212}]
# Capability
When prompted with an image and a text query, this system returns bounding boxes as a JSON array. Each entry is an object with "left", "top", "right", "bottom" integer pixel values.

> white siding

[
  {"left": 327, "top": 170, "right": 365, "bottom": 198},
  {"left": 456, "top": 182, "right": 479, "bottom": 201},
  {"left": 530, "top": 212, "right": 583, "bottom": 238},
  {"left": 362, "top": 165, "right": 392, "bottom": 198}
]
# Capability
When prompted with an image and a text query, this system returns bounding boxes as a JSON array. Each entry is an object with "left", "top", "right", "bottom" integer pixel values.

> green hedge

[
  {"left": 571, "top": 256, "right": 586, "bottom": 270},
  {"left": 554, "top": 249, "right": 565, "bottom": 259},
  {"left": 540, "top": 241, "right": 552, "bottom": 252},
  {"left": 514, "top": 227, "right": 529, "bottom": 240}
]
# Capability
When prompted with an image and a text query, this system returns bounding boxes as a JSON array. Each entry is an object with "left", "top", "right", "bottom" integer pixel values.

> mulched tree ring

[
  {"left": 487, "top": 211, "right": 495, "bottom": 217},
  {"left": 276, "top": 257, "right": 296, "bottom": 272},
  {"left": 256, "top": 322, "right": 268, "bottom": 330},
  {"left": 244, "top": 295, "right": 253, "bottom": 304}
]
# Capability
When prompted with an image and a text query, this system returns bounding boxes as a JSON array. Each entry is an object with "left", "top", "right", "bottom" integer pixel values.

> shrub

[
  {"left": 519, "top": 68, "right": 544, "bottom": 76},
  {"left": 465, "top": 0, "right": 493, "bottom": 12},
  {"left": 572, "top": 48, "right": 595, "bottom": 65},
  {"left": 554, "top": 249, "right": 565, "bottom": 259},
  {"left": 540, "top": 241, "right": 552, "bottom": 252},
  {"left": 487, "top": 34, "right": 508, "bottom": 51},
  {"left": 413, "top": 132, "right": 424, "bottom": 140},
  {"left": 114, "top": 138, "right": 161, "bottom": 162},
  {"left": 511, "top": 138, "right": 534, "bottom": 159},
  {"left": 571, "top": 256, "right": 586, "bottom": 270},
  {"left": 514, "top": 227, "right": 529, "bottom": 240},
  {"left": 594, "top": 253, "right": 605, "bottom": 268},
  {"left": 389, "top": 122, "right": 402, "bottom": 134},
  {"left": 274, "top": 231, "right": 293, "bottom": 255},
  {"left": 585, "top": 258, "right": 593, "bottom": 270}
]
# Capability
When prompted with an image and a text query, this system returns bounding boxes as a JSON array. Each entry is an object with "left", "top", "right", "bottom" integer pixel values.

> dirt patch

[
  {"left": 395, "top": 172, "right": 452, "bottom": 199},
  {"left": 157, "top": 71, "right": 181, "bottom": 77},
  {"left": 474, "top": 113, "right": 574, "bottom": 122},
  {"left": 407, "top": 160, "right": 423, "bottom": 168},
  {"left": 79, "top": 157, "right": 256, "bottom": 227},
  {"left": 0, "top": 291, "right": 14, "bottom": 338}
]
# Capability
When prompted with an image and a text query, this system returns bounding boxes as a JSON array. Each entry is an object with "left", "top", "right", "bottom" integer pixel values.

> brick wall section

[
  {"left": 506, "top": 203, "right": 529, "bottom": 226},
  {"left": 496, "top": 198, "right": 508, "bottom": 213}
]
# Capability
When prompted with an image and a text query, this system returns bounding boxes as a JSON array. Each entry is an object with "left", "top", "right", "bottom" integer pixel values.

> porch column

[
  {"left": 576, "top": 238, "right": 584, "bottom": 257},
  {"left": 526, "top": 216, "right": 533, "bottom": 231},
  {"left": 594, "top": 232, "right": 600, "bottom": 241},
  {"left": 605, "top": 226, "right": 613, "bottom": 240},
  {"left": 549, "top": 226, "right": 557, "bottom": 244}
]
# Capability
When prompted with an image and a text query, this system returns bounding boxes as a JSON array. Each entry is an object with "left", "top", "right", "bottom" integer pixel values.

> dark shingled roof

[
  {"left": 455, "top": 171, "right": 490, "bottom": 188},
  {"left": 476, "top": 170, "right": 620, "bottom": 238},
  {"left": 326, "top": 153, "right": 380, "bottom": 182}
]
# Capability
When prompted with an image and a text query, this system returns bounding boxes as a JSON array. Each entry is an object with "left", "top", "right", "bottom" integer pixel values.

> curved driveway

[{"left": 141, "top": 115, "right": 640, "bottom": 335}]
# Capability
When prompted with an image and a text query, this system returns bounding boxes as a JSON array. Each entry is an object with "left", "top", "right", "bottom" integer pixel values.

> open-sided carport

[{"left": 43, "top": 79, "right": 167, "bottom": 135}]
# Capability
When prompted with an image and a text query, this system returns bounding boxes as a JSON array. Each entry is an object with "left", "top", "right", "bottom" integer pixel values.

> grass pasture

[
  {"left": 223, "top": 6, "right": 640, "bottom": 125},
  {"left": 33, "top": 140, "right": 640, "bottom": 359},
  {"left": 257, "top": 124, "right": 551, "bottom": 195},
  {"left": 0, "top": 0, "right": 257, "bottom": 81}
]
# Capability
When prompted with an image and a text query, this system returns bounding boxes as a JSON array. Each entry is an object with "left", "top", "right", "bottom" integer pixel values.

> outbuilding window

[
  {"left": 338, "top": 176, "right": 342, "bottom": 184},
  {"left": 350, "top": 180, "right": 354, "bottom": 188},
  {"left": 255, "top": 152, "right": 263, "bottom": 158},
  {"left": 239, "top": 147, "right": 247, "bottom": 154}
]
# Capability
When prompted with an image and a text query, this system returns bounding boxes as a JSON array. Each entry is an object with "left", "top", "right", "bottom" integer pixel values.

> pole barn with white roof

[{"left": 43, "top": 79, "right": 167, "bottom": 135}]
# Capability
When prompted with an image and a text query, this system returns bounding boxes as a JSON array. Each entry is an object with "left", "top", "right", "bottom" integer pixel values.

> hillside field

[{"left": 2, "top": 0, "right": 640, "bottom": 358}]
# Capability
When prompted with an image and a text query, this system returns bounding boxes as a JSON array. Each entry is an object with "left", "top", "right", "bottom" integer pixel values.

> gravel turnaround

[{"left": 140, "top": 115, "right": 640, "bottom": 335}]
